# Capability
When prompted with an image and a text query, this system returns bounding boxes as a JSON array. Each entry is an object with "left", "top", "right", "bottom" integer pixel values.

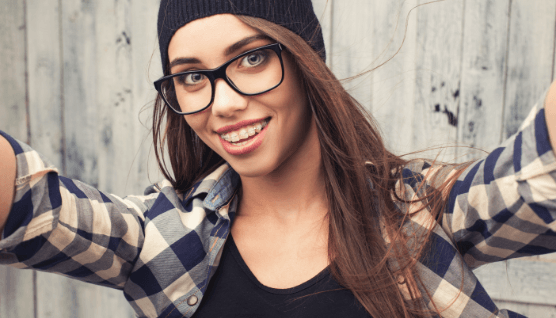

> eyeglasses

[{"left": 154, "top": 43, "right": 285, "bottom": 115}]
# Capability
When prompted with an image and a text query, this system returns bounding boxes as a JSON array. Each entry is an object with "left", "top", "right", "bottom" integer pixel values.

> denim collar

[{"left": 181, "top": 164, "right": 241, "bottom": 213}]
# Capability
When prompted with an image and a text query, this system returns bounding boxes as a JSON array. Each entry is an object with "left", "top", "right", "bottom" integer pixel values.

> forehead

[{"left": 168, "top": 14, "right": 261, "bottom": 61}]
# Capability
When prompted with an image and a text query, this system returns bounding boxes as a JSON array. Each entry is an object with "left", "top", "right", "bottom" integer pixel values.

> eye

[
  {"left": 177, "top": 73, "right": 206, "bottom": 85},
  {"left": 240, "top": 52, "right": 267, "bottom": 68}
]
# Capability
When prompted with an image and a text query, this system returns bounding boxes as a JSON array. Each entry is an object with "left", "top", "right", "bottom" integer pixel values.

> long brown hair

[{"left": 153, "top": 15, "right": 466, "bottom": 317}]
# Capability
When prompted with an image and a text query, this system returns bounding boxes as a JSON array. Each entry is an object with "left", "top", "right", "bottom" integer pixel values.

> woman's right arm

[
  {"left": 0, "top": 135, "right": 16, "bottom": 236},
  {"left": 0, "top": 130, "right": 158, "bottom": 291}
]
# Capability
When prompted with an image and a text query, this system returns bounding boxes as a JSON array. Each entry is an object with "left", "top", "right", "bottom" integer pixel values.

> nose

[{"left": 211, "top": 78, "right": 248, "bottom": 117}]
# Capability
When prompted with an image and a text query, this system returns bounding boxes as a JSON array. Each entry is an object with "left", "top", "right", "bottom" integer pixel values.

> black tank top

[{"left": 192, "top": 234, "right": 372, "bottom": 318}]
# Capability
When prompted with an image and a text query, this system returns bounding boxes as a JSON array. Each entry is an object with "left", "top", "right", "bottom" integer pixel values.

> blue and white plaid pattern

[{"left": 0, "top": 91, "right": 555, "bottom": 317}]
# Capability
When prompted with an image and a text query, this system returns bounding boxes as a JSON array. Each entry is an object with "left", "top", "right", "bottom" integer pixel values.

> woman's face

[{"left": 168, "top": 14, "right": 316, "bottom": 178}]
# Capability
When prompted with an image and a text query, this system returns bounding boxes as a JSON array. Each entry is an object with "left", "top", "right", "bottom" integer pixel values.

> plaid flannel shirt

[{"left": 1, "top": 91, "right": 555, "bottom": 318}]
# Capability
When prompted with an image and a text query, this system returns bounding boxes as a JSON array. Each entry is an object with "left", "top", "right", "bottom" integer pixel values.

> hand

[
  {"left": 0, "top": 135, "right": 16, "bottom": 237},
  {"left": 545, "top": 81, "right": 556, "bottom": 157}
]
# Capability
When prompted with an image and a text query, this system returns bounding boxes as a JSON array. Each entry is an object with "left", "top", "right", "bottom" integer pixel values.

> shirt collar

[{"left": 182, "top": 163, "right": 241, "bottom": 212}]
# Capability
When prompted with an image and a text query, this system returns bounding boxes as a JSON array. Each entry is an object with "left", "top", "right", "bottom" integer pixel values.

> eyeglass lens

[{"left": 160, "top": 47, "right": 283, "bottom": 114}]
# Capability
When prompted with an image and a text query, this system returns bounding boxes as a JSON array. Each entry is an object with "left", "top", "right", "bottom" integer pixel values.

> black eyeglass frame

[{"left": 154, "top": 43, "right": 285, "bottom": 115}]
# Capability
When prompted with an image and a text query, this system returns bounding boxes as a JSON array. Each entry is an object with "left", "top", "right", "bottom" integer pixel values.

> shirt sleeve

[
  {"left": 438, "top": 89, "right": 556, "bottom": 269},
  {"left": 0, "top": 131, "right": 159, "bottom": 290}
]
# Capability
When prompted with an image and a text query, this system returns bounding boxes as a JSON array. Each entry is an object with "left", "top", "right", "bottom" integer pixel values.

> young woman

[{"left": 1, "top": 0, "right": 555, "bottom": 317}]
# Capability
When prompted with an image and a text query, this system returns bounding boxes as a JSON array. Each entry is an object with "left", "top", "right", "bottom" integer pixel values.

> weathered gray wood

[
  {"left": 411, "top": 0, "right": 464, "bottom": 161},
  {"left": 61, "top": 0, "right": 99, "bottom": 186},
  {"left": 458, "top": 0, "right": 510, "bottom": 160},
  {"left": 473, "top": 258, "right": 556, "bottom": 306},
  {"left": 0, "top": 2, "right": 35, "bottom": 318},
  {"left": 330, "top": 0, "right": 375, "bottom": 110},
  {"left": 27, "top": 0, "right": 64, "bottom": 170},
  {"left": 130, "top": 0, "right": 166, "bottom": 193},
  {"left": 367, "top": 0, "right": 418, "bottom": 155},
  {"left": 0, "top": 0, "right": 28, "bottom": 142},
  {"left": 36, "top": 272, "right": 133, "bottom": 318},
  {"left": 0, "top": 268, "right": 35, "bottom": 318},
  {"left": 95, "top": 0, "right": 136, "bottom": 196},
  {"left": 496, "top": 300, "right": 556, "bottom": 317},
  {"left": 36, "top": 273, "right": 81, "bottom": 318},
  {"left": 502, "top": 0, "right": 556, "bottom": 140}
]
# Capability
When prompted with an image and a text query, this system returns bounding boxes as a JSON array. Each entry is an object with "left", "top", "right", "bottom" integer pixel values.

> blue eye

[
  {"left": 178, "top": 73, "right": 206, "bottom": 85},
  {"left": 240, "top": 52, "right": 267, "bottom": 67}
]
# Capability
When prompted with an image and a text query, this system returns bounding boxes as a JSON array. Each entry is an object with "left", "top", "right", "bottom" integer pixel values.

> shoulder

[
  {"left": 388, "top": 159, "right": 473, "bottom": 244},
  {"left": 394, "top": 159, "right": 469, "bottom": 202}
]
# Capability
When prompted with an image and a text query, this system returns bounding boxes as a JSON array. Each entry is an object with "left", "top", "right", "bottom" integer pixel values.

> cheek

[
  {"left": 184, "top": 114, "right": 209, "bottom": 140},
  {"left": 280, "top": 74, "right": 306, "bottom": 111}
]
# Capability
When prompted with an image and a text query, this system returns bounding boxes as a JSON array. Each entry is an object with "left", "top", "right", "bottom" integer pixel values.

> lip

[
  {"left": 216, "top": 117, "right": 270, "bottom": 134},
  {"left": 219, "top": 120, "right": 270, "bottom": 156}
]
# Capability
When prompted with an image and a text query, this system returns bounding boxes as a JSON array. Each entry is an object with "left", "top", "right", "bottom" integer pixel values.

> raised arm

[
  {"left": 435, "top": 86, "right": 556, "bottom": 269},
  {"left": 0, "top": 135, "right": 16, "bottom": 236},
  {"left": 546, "top": 80, "right": 556, "bottom": 156},
  {"left": 0, "top": 130, "right": 157, "bottom": 293}
]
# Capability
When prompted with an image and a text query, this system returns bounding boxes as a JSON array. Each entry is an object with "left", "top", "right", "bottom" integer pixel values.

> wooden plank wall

[{"left": 0, "top": 0, "right": 555, "bottom": 317}]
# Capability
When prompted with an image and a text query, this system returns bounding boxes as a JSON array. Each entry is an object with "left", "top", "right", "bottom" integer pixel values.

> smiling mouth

[{"left": 220, "top": 118, "right": 270, "bottom": 146}]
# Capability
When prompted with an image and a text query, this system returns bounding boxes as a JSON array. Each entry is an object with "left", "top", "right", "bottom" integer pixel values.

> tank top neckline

[{"left": 227, "top": 233, "right": 331, "bottom": 295}]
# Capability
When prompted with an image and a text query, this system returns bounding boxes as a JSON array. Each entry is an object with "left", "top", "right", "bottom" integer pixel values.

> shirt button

[{"left": 187, "top": 295, "right": 198, "bottom": 306}]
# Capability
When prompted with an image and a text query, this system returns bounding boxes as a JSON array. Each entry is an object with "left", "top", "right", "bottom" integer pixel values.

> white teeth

[
  {"left": 231, "top": 132, "right": 240, "bottom": 142},
  {"left": 220, "top": 119, "right": 270, "bottom": 145},
  {"left": 239, "top": 128, "right": 249, "bottom": 139}
]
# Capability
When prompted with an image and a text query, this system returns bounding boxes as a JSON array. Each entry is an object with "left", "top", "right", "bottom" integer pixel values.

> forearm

[
  {"left": 545, "top": 81, "right": 556, "bottom": 157},
  {"left": 0, "top": 135, "right": 16, "bottom": 237}
]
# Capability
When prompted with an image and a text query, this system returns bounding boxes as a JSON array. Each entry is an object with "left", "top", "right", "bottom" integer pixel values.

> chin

[{"left": 225, "top": 158, "right": 278, "bottom": 178}]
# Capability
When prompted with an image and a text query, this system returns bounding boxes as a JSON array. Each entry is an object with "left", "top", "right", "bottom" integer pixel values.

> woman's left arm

[{"left": 545, "top": 81, "right": 556, "bottom": 156}]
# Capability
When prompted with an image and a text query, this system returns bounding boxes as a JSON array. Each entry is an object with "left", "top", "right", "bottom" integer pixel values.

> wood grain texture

[
  {"left": 0, "top": 268, "right": 35, "bottom": 318},
  {"left": 36, "top": 273, "right": 133, "bottom": 318},
  {"left": 473, "top": 258, "right": 556, "bottom": 306},
  {"left": 61, "top": 0, "right": 99, "bottom": 186},
  {"left": 129, "top": 0, "right": 165, "bottom": 195},
  {"left": 0, "top": 2, "right": 34, "bottom": 318},
  {"left": 503, "top": 0, "right": 556, "bottom": 140},
  {"left": 329, "top": 0, "right": 375, "bottom": 109},
  {"left": 496, "top": 300, "right": 556, "bottom": 317},
  {"left": 36, "top": 273, "right": 81, "bottom": 318},
  {"left": 0, "top": 0, "right": 28, "bottom": 142},
  {"left": 27, "top": 0, "right": 64, "bottom": 171},
  {"left": 367, "top": 0, "right": 418, "bottom": 155},
  {"left": 95, "top": 0, "right": 136, "bottom": 196},
  {"left": 458, "top": 0, "right": 510, "bottom": 160},
  {"left": 411, "top": 0, "right": 464, "bottom": 161}
]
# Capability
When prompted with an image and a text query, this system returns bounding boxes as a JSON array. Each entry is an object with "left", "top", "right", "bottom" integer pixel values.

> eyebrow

[
  {"left": 169, "top": 34, "right": 271, "bottom": 69},
  {"left": 224, "top": 34, "right": 270, "bottom": 56}
]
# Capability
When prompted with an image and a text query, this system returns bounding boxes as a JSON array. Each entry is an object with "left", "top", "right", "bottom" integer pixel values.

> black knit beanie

[{"left": 157, "top": 0, "right": 326, "bottom": 73}]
